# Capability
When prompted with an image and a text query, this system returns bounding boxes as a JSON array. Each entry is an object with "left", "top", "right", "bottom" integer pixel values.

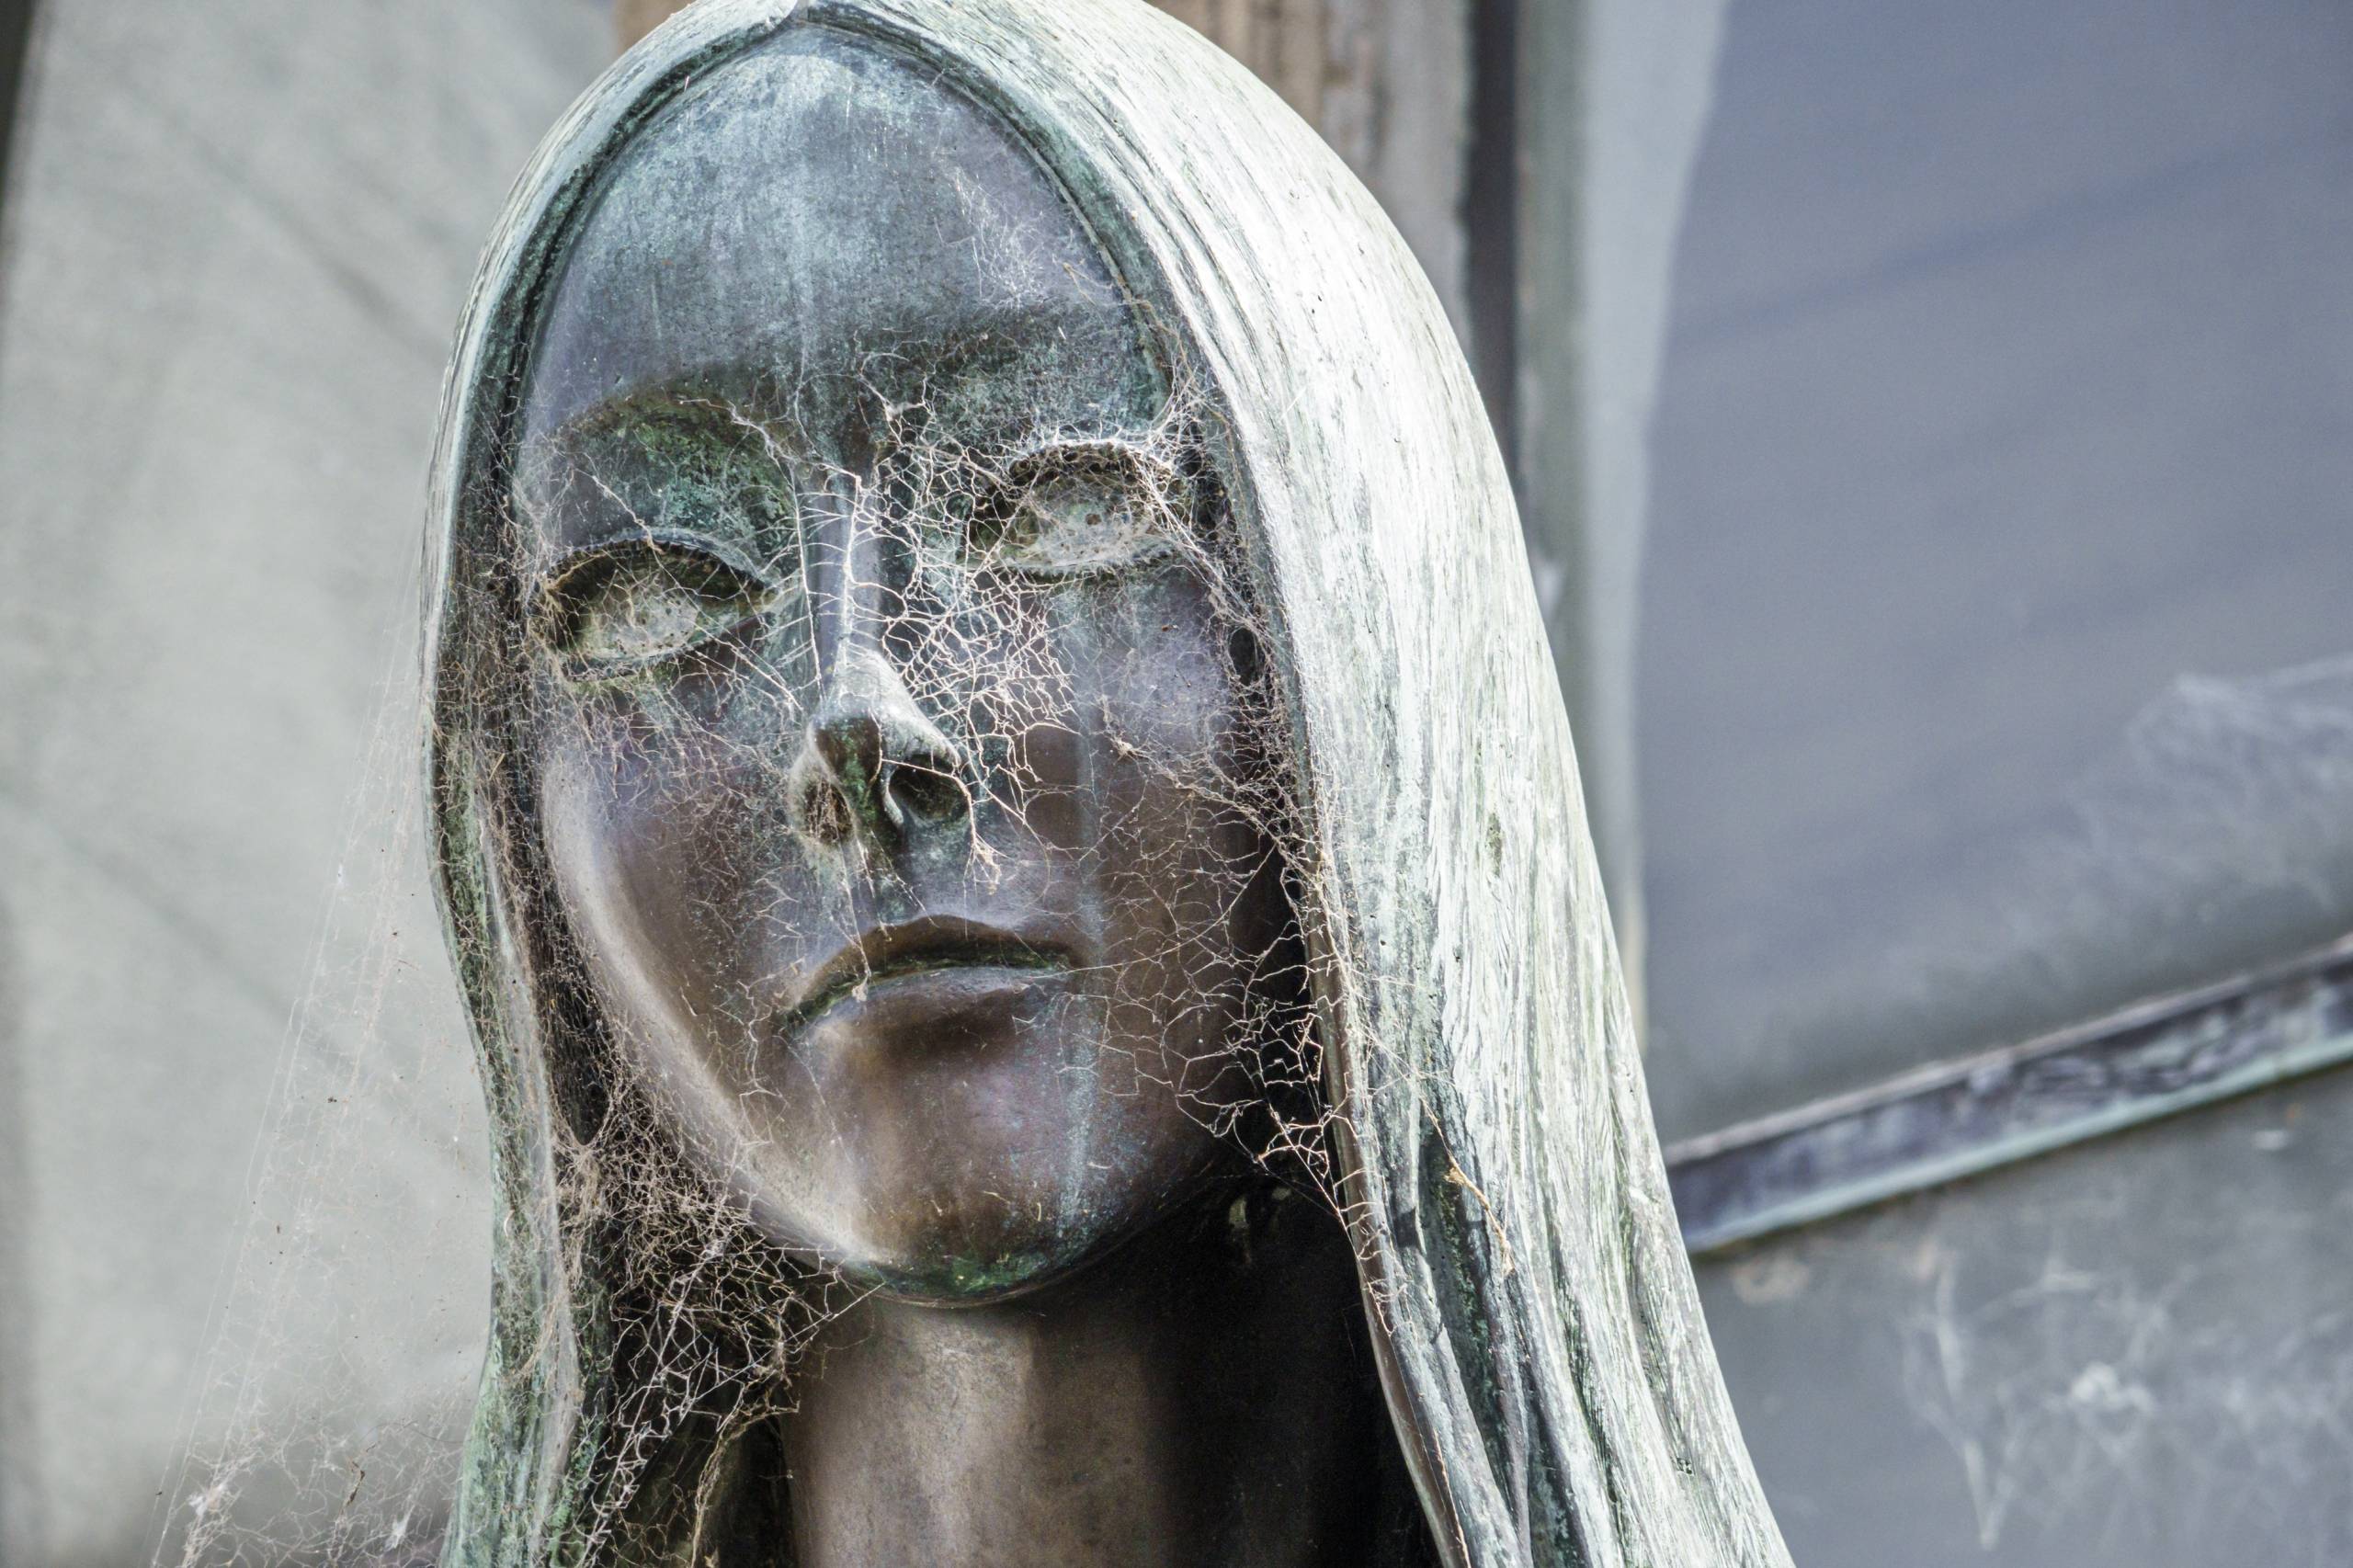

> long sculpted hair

[{"left": 425, "top": 1, "right": 1791, "bottom": 1563}]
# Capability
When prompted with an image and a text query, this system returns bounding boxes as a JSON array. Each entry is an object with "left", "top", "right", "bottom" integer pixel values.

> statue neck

[{"left": 775, "top": 1186, "right": 1401, "bottom": 1568}]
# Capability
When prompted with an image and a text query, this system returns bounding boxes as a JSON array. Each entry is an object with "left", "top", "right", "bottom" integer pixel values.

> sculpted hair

[{"left": 425, "top": 2, "right": 1790, "bottom": 1564}]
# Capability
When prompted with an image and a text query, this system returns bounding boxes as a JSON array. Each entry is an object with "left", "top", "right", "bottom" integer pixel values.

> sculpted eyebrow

[
  {"left": 515, "top": 394, "right": 801, "bottom": 565},
  {"left": 535, "top": 384, "right": 786, "bottom": 458}
]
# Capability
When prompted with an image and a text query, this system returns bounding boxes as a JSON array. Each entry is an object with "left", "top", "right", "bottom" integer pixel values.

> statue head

[
  {"left": 510, "top": 23, "right": 1295, "bottom": 1302},
  {"left": 428, "top": 3, "right": 1788, "bottom": 1564}
]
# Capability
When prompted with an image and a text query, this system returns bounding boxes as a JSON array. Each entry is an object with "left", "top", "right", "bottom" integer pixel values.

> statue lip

[{"left": 779, "top": 915, "right": 1074, "bottom": 1035}]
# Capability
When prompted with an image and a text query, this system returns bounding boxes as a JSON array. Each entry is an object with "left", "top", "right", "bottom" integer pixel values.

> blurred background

[{"left": 2, "top": 0, "right": 2350, "bottom": 1562}]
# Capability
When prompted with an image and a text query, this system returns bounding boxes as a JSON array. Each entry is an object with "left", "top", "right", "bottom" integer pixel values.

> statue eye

[
  {"left": 538, "top": 539, "right": 778, "bottom": 673},
  {"left": 969, "top": 450, "right": 1181, "bottom": 575}
]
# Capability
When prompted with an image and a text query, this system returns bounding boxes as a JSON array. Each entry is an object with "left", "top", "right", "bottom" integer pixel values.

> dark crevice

[
  {"left": 0, "top": 1, "right": 30, "bottom": 217},
  {"left": 1464, "top": 0, "right": 1520, "bottom": 481},
  {"left": 0, "top": 0, "right": 37, "bottom": 376}
]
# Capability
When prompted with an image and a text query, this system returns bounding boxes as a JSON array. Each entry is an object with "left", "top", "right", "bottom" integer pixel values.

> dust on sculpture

[{"left": 425, "top": 2, "right": 1790, "bottom": 1563}]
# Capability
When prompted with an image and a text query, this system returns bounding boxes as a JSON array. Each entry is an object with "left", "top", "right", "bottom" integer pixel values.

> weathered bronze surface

[
  {"left": 432, "top": 5, "right": 1787, "bottom": 1564},
  {"left": 505, "top": 26, "right": 1410, "bottom": 1566}
]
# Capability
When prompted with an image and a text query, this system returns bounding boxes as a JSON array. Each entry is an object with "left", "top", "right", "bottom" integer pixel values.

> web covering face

[{"left": 161, "top": 244, "right": 1361, "bottom": 1568}]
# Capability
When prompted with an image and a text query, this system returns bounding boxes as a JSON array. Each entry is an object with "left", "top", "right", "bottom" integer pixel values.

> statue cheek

[
  {"left": 535, "top": 708, "right": 796, "bottom": 1028},
  {"left": 1105, "top": 574, "right": 1245, "bottom": 755}
]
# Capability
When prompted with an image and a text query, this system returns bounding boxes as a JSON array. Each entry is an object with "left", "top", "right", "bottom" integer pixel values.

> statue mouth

[{"left": 779, "top": 915, "right": 1073, "bottom": 1035}]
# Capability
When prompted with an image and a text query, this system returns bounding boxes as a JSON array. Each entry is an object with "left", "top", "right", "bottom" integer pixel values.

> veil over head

[{"left": 425, "top": 2, "right": 1790, "bottom": 1563}]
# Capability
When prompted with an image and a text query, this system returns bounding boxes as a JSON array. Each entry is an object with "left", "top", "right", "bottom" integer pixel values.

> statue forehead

[{"left": 522, "top": 25, "right": 1151, "bottom": 440}]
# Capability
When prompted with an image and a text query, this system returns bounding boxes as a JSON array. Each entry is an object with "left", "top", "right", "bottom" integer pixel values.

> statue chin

[
  {"left": 743, "top": 1160, "right": 1170, "bottom": 1308},
  {"left": 843, "top": 1220, "right": 1122, "bottom": 1306},
  {"left": 608, "top": 951, "right": 1254, "bottom": 1309}
]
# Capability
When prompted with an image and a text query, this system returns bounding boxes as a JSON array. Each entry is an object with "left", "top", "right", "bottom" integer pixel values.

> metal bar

[{"left": 1665, "top": 932, "right": 2353, "bottom": 1255}]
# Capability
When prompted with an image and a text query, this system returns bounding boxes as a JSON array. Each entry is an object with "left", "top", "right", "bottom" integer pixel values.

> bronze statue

[{"left": 426, "top": 2, "right": 1788, "bottom": 1564}]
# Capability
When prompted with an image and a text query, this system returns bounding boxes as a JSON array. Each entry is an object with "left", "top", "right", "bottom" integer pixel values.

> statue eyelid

[
  {"left": 529, "top": 529, "right": 794, "bottom": 676},
  {"left": 963, "top": 442, "right": 1188, "bottom": 577}
]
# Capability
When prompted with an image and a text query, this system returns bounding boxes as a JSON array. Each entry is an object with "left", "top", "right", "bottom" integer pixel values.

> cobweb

[
  {"left": 151, "top": 351, "right": 1367, "bottom": 1565},
  {"left": 143, "top": 610, "right": 490, "bottom": 1566}
]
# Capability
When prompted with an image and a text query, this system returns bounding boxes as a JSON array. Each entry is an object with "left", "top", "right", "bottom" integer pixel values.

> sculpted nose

[{"left": 791, "top": 642, "right": 969, "bottom": 849}]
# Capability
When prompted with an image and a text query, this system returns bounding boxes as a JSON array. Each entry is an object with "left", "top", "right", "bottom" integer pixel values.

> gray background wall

[
  {"left": 1644, "top": 1, "right": 2353, "bottom": 1562},
  {"left": 0, "top": 5, "right": 606, "bottom": 1562},
  {"left": 1641, "top": 0, "right": 2353, "bottom": 1142}
]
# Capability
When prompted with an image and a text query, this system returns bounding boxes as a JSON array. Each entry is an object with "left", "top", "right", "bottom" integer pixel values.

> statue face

[{"left": 512, "top": 28, "right": 1288, "bottom": 1301}]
